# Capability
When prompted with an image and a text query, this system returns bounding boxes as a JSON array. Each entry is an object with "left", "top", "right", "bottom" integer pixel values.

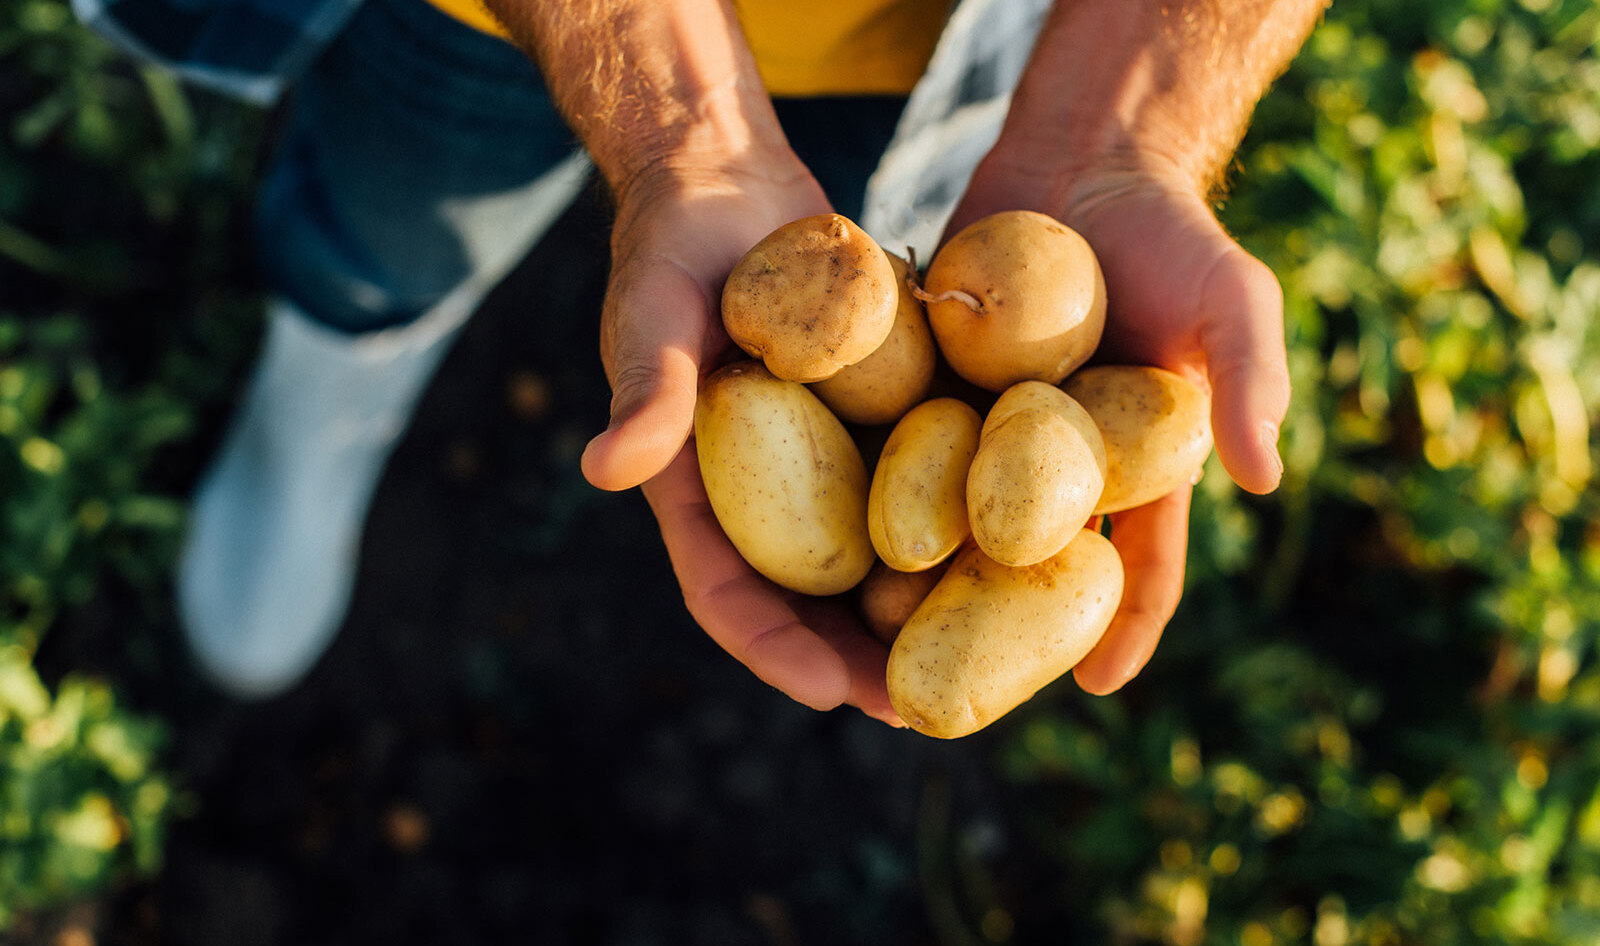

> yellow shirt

[{"left": 427, "top": 0, "right": 948, "bottom": 97}]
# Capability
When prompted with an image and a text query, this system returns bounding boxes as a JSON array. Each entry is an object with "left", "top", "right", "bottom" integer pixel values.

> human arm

[
  {"left": 480, "top": 0, "right": 900, "bottom": 722},
  {"left": 945, "top": 0, "right": 1329, "bottom": 693}
]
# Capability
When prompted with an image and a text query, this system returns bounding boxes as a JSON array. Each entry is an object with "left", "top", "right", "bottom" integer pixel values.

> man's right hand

[
  {"left": 579, "top": 162, "right": 903, "bottom": 726},
  {"left": 478, "top": 0, "right": 901, "bottom": 724}
]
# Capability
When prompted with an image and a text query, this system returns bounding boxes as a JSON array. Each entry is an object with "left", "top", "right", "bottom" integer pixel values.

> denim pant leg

[
  {"left": 254, "top": 0, "right": 585, "bottom": 334},
  {"left": 258, "top": 0, "right": 911, "bottom": 334}
]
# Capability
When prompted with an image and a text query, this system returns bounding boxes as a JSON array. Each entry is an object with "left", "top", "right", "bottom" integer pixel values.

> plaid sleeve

[{"left": 70, "top": 0, "right": 363, "bottom": 105}]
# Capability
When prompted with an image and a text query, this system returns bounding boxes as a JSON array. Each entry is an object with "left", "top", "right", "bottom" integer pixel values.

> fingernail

[
  {"left": 1189, "top": 465, "right": 1204, "bottom": 486},
  {"left": 1260, "top": 421, "right": 1284, "bottom": 482}
]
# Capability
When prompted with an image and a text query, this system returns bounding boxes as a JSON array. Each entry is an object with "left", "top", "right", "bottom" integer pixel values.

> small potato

[
  {"left": 859, "top": 558, "right": 949, "bottom": 646},
  {"left": 810, "top": 252, "right": 937, "bottom": 425},
  {"left": 722, "top": 214, "right": 897, "bottom": 383},
  {"left": 868, "top": 398, "right": 982, "bottom": 572},
  {"left": 695, "top": 361, "right": 874, "bottom": 595},
  {"left": 923, "top": 210, "right": 1106, "bottom": 392},
  {"left": 1063, "top": 366, "right": 1214, "bottom": 514},
  {"left": 887, "top": 530, "right": 1124, "bottom": 738},
  {"left": 967, "top": 382, "right": 1106, "bottom": 567}
]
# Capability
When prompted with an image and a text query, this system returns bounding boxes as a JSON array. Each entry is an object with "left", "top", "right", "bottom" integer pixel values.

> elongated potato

[
  {"left": 979, "top": 377, "right": 1088, "bottom": 438},
  {"left": 967, "top": 382, "right": 1106, "bottom": 567},
  {"left": 810, "top": 252, "right": 938, "bottom": 425},
  {"left": 888, "top": 531, "right": 1124, "bottom": 738},
  {"left": 923, "top": 211, "right": 1106, "bottom": 391},
  {"left": 1063, "top": 366, "right": 1214, "bottom": 514},
  {"left": 859, "top": 558, "right": 949, "bottom": 646},
  {"left": 868, "top": 398, "right": 982, "bottom": 572},
  {"left": 721, "top": 214, "right": 897, "bottom": 383},
  {"left": 695, "top": 361, "right": 874, "bottom": 595}
]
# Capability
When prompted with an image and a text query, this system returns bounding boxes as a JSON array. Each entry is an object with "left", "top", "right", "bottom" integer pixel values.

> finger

[
  {"left": 1073, "top": 487, "right": 1191, "bottom": 695},
  {"left": 1199, "top": 249, "right": 1290, "bottom": 495},
  {"left": 791, "top": 595, "right": 902, "bottom": 726},
  {"left": 642, "top": 445, "right": 865, "bottom": 713},
  {"left": 581, "top": 258, "right": 715, "bottom": 492}
]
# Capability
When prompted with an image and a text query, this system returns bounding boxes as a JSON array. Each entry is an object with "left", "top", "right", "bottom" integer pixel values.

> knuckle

[{"left": 608, "top": 360, "right": 658, "bottom": 408}]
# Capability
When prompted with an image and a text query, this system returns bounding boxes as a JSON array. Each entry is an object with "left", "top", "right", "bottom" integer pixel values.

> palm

[
  {"left": 582, "top": 170, "right": 901, "bottom": 725},
  {"left": 1072, "top": 187, "right": 1287, "bottom": 477},
  {"left": 947, "top": 178, "right": 1289, "bottom": 693}
]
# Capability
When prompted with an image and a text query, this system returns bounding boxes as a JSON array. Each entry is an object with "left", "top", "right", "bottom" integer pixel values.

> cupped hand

[
  {"left": 947, "top": 166, "right": 1291, "bottom": 695},
  {"left": 579, "top": 161, "right": 901, "bottom": 725}
]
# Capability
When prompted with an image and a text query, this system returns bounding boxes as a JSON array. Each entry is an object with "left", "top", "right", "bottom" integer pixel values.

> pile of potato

[{"left": 696, "top": 211, "right": 1213, "bottom": 738}]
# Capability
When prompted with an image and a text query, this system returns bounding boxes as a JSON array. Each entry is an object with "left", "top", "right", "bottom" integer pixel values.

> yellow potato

[
  {"left": 867, "top": 398, "right": 982, "bottom": 572},
  {"left": 810, "top": 252, "right": 937, "bottom": 425},
  {"left": 923, "top": 210, "right": 1106, "bottom": 391},
  {"left": 979, "top": 377, "right": 1088, "bottom": 438},
  {"left": 859, "top": 558, "right": 949, "bottom": 646},
  {"left": 695, "top": 361, "right": 874, "bottom": 595},
  {"left": 1063, "top": 365, "right": 1214, "bottom": 514},
  {"left": 721, "top": 213, "right": 897, "bottom": 383},
  {"left": 887, "top": 530, "right": 1124, "bottom": 738},
  {"left": 966, "top": 382, "right": 1106, "bottom": 567}
]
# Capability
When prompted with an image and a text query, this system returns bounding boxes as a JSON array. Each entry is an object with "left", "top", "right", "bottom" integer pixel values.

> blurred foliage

[
  {"left": 0, "top": 643, "right": 170, "bottom": 928},
  {"left": 2, "top": 0, "right": 1599, "bottom": 939},
  {"left": 1, "top": 0, "right": 263, "bottom": 928},
  {"left": 0, "top": 317, "right": 186, "bottom": 927}
]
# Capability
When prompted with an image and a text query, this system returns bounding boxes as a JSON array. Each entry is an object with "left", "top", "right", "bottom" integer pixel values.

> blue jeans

[{"left": 254, "top": 0, "right": 905, "bottom": 334}]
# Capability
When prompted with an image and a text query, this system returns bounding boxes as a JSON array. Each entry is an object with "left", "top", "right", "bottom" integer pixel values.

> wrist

[
  {"left": 485, "top": 0, "right": 802, "bottom": 211},
  {"left": 960, "top": 138, "right": 1202, "bottom": 235},
  {"left": 606, "top": 148, "right": 829, "bottom": 285},
  {"left": 591, "top": 72, "right": 801, "bottom": 208},
  {"left": 610, "top": 145, "right": 818, "bottom": 231},
  {"left": 969, "top": 0, "right": 1328, "bottom": 222}
]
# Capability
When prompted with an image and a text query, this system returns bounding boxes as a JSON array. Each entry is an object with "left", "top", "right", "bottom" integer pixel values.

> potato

[
  {"left": 810, "top": 252, "right": 937, "bottom": 425},
  {"left": 695, "top": 361, "right": 874, "bottom": 595},
  {"left": 859, "top": 558, "right": 949, "bottom": 646},
  {"left": 966, "top": 382, "right": 1106, "bottom": 567},
  {"left": 867, "top": 398, "right": 982, "bottom": 572},
  {"left": 923, "top": 210, "right": 1106, "bottom": 391},
  {"left": 1063, "top": 366, "right": 1214, "bottom": 514},
  {"left": 721, "top": 213, "right": 898, "bottom": 383},
  {"left": 887, "top": 530, "right": 1124, "bottom": 738}
]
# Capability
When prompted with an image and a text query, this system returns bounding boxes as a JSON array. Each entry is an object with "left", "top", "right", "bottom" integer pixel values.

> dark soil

[{"left": 49, "top": 191, "right": 1017, "bottom": 946}]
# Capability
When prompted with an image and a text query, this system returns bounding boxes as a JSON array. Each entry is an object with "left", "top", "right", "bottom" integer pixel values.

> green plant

[{"left": 1, "top": 0, "right": 263, "bottom": 928}]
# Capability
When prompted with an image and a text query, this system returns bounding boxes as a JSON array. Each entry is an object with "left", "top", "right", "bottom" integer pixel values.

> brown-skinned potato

[
  {"left": 859, "top": 558, "right": 950, "bottom": 646},
  {"left": 695, "top": 361, "right": 874, "bottom": 595},
  {"left": 1063, "top": 365, "right": 1214, "bottom": 514},
  {"left": 887, "top": 530, "right": 1124, "bottom": 738},
  {"left": 923, "top": 210, "right": 1106, "bottom": 391},
  {"left": 810, "top": 252, "right": 938, "bottom": 425},
  {"left": 966, "top": 382, "right": 1106, "bottom": 567},
  {"left": 867, "top": 397, "right": 982, "bottom": 573},
  {"left": 722, "top": 213, "right": 897, "bottom": 383}
]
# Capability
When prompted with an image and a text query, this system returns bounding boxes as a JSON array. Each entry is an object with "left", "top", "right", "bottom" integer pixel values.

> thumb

[
  {"left": 1199, "top": 248, "right": 1291, "bottom": 495},
  {"left": 581, "top": 258, "right": 715, "bottom": 492}
]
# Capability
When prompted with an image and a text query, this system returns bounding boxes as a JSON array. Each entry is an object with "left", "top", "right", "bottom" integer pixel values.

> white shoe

[
  {"left": 178, "top": 293, "right": 469, "bottom": 697},
  {"left": 179, "top": 150, "right": 589, "bottom": 698}
]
